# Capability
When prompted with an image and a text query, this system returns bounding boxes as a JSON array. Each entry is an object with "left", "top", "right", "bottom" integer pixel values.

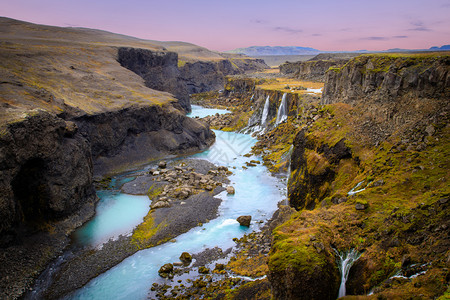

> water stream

[
  {"left": 275, "top": 93, "right": 288, "bottom": 126},
  {"left": 65, "top": 106, "right": 285, "bottom": 299},
  {"left": 335, "top": 249, "right": 361, "bottom": 298},
  {"left": 261, "top": 95, "right": 270, "bottom": 126}
]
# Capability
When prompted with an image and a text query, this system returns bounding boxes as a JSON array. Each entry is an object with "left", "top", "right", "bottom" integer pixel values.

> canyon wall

[
  {"left": 322, "top": 54, "right": 449, "bottom": 105},
  {"left": 118, "top": 48, "right": 269, "bottom": 111},
  {"left": 75, "top": 104, "right": 214, "bottom": 175},
  {"left": 280, "top": 59, "right": 348, "bottom": 82},
  {"left": 0, "top": 112, "right": 96, "bottom": 239},
  {"left": 269, "top": 53, "right": 450, "bottom": 299},
  {"left": 279, "top": 53, "right": 357, "bottom": 82},
  {"left": 117, "top": 48, "right": 191, "bottom": 111}
]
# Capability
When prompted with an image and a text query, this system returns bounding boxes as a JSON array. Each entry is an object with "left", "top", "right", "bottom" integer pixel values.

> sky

[{"left": 1, "top": 0, "right": 449, "bottom": 52}]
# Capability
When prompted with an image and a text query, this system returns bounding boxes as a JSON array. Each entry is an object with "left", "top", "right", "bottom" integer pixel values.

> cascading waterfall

[
  {"left": 275, "top": 93, "right": 288, "bottom": 126},
  {"left": 335, "top": 248, "right": 361, "bottom": 298},
  {"left": 261, "top": 95, "right": 270, "bottom": 126},
  {"left": 281, "top": 145, "right": 293, "bottom": 205}
]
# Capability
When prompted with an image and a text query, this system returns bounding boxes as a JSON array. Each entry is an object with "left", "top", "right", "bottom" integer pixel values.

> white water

[
  {"left": 275, "top": 93, "right": 288, "bottom": 126},
  {"left": 306, "top": 87, "right": 323, "bottom": 94},
  {"left": 261, "top": 95, "right": 270, "bottom": 126},
  {"left": 67, "top": 107, "right": 285, "bottom": 299},
  {"left": 347, "top": 180, "right": 366, "bottom": 196},
  {"left": 335, "top": 249, "right": 361, "bottom": 298}
]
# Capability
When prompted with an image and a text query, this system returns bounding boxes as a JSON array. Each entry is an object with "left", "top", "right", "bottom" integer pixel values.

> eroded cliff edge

[
  {"left": 268, "top": 53, "right": 449, "bottom": 299},
  {"left": 0, "top": 18, "right": 218, "bottom": 298}
]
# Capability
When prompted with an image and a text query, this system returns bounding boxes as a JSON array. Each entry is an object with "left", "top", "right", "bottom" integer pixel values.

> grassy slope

[{"left": 0, "top": 17, "right": 261, "bottom": 124}]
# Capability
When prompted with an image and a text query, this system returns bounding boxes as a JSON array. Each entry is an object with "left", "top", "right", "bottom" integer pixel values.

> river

[{"left": 65, "top": 105, "right": 286, "bottom": 299}]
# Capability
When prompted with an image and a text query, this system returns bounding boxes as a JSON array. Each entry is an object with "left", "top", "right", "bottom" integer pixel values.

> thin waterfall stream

[
  {"left": 261, "top": 95, "right": 270, "bottom": 126},
  {"left": 275, "top": 93, "right": 288, "bottom": 126},
  {"left": 335, "top": 249, "right": 361, "bottom": 298}
]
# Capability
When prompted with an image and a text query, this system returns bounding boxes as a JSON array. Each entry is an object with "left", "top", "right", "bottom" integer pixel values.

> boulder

[
  {"left": 198, "top": 266, "right": 210, "bottom": 274},
  {"left": 151, "top": 200, "right": 170, "bottom": 209},
  {"left": 226, "top": 186, "right": 235, "bottom": 194},
  {"left": 158, "top": 161, "right": 167, "bottom": 169},
  {"left": 237, "top": 215, "right": 252, "bottom": 227},
  {"left": 158, "top": 263, "right": 174, "bottom": 278},
  {"left": 179, "top": 252, "right": 192, "bottom": 264},
  {"left": 355, "top": 200, "right": 368, "bottom": 210}
]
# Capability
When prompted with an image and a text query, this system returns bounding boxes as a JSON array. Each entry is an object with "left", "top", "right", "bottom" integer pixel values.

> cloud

[
  {"left": 273, "top": 26, "right": 303, "bottom": 34},
  {"left": 251, "top": 19, "right": 269, "bottom": 24},
  {"left": 393, "top": 35, "right": 408, "bottom": 39},
  {"left": 408, "top": 20, "right": 431, "bottom": 31},
  {"left": 311, "top": 33, "right": 322, "bottom": 37},
  {"left": 361, "top": 36, "right": 390, "bottom": 41}
]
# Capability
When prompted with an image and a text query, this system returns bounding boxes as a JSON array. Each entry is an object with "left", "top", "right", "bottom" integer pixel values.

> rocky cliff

[
  {"left": 75, "top": 104, "right": 214, "bottom": 175},
  {"left": 268, "top": 53, "right": 450, "bottom": 299},
  {"left": 179, "top": 57, "right": 268, "bottom": 94},
  {"left": 0, "top": 112, "right": 96, "bottom": 238},
  {"left": 117, "top": 47, "right": 191, "bottom": 112},
  {"left": 280, "top": 59, "right": 350, "bottom": 82},
  {"left": 322, "top": 53, "right": 450, "bottom": 105}
]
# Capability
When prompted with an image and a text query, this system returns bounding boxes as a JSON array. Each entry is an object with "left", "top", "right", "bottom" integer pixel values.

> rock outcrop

[
  {"left": 280, "top": 53, "right": 357, "bottom": 81},
  {"left": 322, "top": 54, "right": 450, "bottom": 105},
  {"left": 280, "top": 59, "right": 348, "bottom": 82},
  {"left": 288, "top": 129, "right": 352, "bottom": 210},
  {"left": 179, "top": 57, "right": 268, "bottom": 94},
  {"left": 74, "top": 104, "right": 214, "bottom": 175},
  {"left": 0, "top": 111, "right": 96, "bottom": 238},
  {"left": 117, "top": 47, "right": 191, "bottom": 112}
]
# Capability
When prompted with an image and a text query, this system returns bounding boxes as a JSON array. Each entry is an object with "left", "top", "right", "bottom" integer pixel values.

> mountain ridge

[{"left": 227, "top": 44, "right": 450, "bottom": 56}]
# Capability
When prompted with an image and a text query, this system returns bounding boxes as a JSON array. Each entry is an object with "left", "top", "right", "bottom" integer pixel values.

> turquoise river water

[{"left": 66, "top": 106, "right": 286, "bottom": 299}]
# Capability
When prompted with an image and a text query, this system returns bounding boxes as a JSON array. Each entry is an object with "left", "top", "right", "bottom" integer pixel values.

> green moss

[
  {"left": 147, "top": 183, "right": 163, "bottom": 200},
  {"left": 269, "top": 240, "right": 326, "bottom": 273}
]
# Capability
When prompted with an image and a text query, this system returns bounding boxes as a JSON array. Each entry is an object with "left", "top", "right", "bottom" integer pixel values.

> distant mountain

[
  {"left": 429, "top": 45, "right": 450, "bottom": 51},
  {"left": 227, "top": 45, "right": 449, "bottom": 57},
  {"left": 226, "top": 46, "right": 320, "bottom": 56}
]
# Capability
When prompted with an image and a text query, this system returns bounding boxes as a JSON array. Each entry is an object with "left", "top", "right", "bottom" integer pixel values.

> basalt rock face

[
  {"left": 322, "top": 54, "right": 450, "bottom": 143},
  {"left": 288, "top": 129, "right": 352, "bottom": 210},
  {"left": 179, "top": 60, "right": 234, "bottom": 94},
  {"left": 179, "top": 58, "right": 268, "bottom": 94},
  {"left": 280, "top": 58, "right": 349, "bottom": 82},
  {"left": 0, "top": 111, "right": 96, "bottom": 239},
  {"left": 118, "top": 48, "right": 269, "bottom": 111},
  {"left": 117, "top": 47, "right": 191, "bottom": 112},
  {"left": 75, "top": 104, "right": 214, "bottom": 175},
  {"left": 322, "top": 54, "right": 450, "bottom": 105}
]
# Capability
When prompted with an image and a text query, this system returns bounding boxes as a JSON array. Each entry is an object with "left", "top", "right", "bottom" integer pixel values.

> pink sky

[{"left": 1, "top": 0, "right": 449, "bottom": 52}]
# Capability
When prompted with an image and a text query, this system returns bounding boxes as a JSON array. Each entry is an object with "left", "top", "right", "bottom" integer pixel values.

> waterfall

[
  {"left": 283, "top": 145, "right": 294, "bottom": 206},
  {"left": 261, "top": 95, "right": 270, "bottom": 126},
  {"left": 335, "top": 249, "right": 361, "bottom": 298},
  {"left": 275, "top": 93, "right": 288, "bottom": 126}
]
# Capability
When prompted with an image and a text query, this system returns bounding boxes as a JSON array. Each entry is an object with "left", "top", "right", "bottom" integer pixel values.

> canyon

[{"left": 0, "top": 17, "right": 449, "bottom": 300}]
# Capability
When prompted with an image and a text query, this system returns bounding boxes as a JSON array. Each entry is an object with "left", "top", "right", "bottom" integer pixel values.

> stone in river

[
  {"left": 237, "top": 215, "right": 251, "bottom": 227},
  {"left": 226, "top": 186, "right": 235, "bottom": 194},
  {"left": 179, "top": 252, "right": 192, "bottom": 264}
]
